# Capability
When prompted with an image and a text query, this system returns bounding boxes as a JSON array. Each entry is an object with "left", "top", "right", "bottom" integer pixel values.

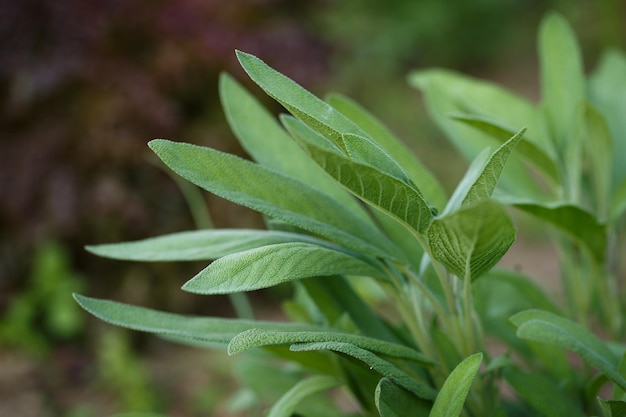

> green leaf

[
  {"left": 328, "top": 93, "right": 447, "bottom": 209},
  {"left": 611, "top": 177, "right": 626, "bottom": 221},
  {"left": 428, "top": 200, "right": 515, "bottom": 280},
  {"left": 444, "top": 128, "right": 525, "bottom": 214},
  {"left": 505, "top": 367, "right": 586, "bottom": 417},
  {"left": 539, "top": 12, "right": 586, "bottom": 150},
  {"left": 375, "top": 377, "right": 431, "bottom": 417},
  {"left": 598, "top": 399, "right": 626, "bottom": 417},
  {"left": 292, "top": 134, "right": 433, "bottom": 234},
  {"left": 87, "top": 229, "right": 340, "bottom": 262},
  {"left": 341, "top": 133, "right": 411, "bottom": 184},
  {"left": 589, "top": 49, "right": 626, "bottom": 186},
  {"left": 73, "top": 295, "right": 322, "bottom": 346},
  {"left": 236, "top": 50, "right": 364, "bottom": 148},
  {"left": 502, "top": 199, "right": 607, "bottom": 262},
  {"left": 430, "top": 352, "right": 482, "bottom": 417},
  {"left": 576, "top": 102, "right": 613, "bottom": 217},
  {"left": 615, "top": 351, "right": 626, "bottom": 400},
  {"left": 266, "top": 375, "right": 342, "bottom": 417},
  {"left": 219, "top": 73, "right": 370, "bottom": 223},
  {"left": 290, "top": 341, "right": 437, "bottom": 400},
  {"left": 182, "top": 242, "right": 387, "bottom": 294},
  {"left": 227, "top": 329, "right": 435, "bottom": 365},
  {"left": 511, "top": 309, "right": 626, "bottom": 391},
  {"left": 149, "top": 139, "right": 399, "bottom": 261},
  {"left": 451, "top": 113, "right": 559, "bottom": 182}
]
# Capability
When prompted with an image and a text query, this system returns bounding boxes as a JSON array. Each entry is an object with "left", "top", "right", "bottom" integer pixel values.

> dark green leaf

[
  {"left": 375, "top": 377, "right": 430, "bottom": 417},
  {"left": 266, "top": 375, "right": 342, "bottom": 417}
]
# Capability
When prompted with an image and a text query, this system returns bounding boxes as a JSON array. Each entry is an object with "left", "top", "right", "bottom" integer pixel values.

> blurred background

[{"left": 1, "top": 0, "right": 624, "bottom": 415}]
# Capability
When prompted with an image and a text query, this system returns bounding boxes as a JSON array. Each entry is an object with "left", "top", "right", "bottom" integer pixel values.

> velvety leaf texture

[{"left": 430, "top": 353, "right": 483, "bottom": 417}]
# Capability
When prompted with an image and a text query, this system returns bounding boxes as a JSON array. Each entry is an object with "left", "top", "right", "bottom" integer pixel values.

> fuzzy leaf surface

[
  {"left": 266, "top": 375, "right": 342, "bottom": 417},
  {"left": 182, "top": 242, "right": 386, "bottom": 294},
  {"left": 227, "top": 329, "right": 434, "bottom": 365},
  {"left": 149, "top": 139, "right": 399, "bottom": 260},
  {"left": 375, "top": 377, "right": 430, "bottom": 417},
  {"left": 87, "top": 229, "right": 338, "bottom": 262},
  {"left": 73, "top": 295, "right": 321, "bottom": 346},
  {"left": 511, "top": 309, "right": 626, "bottom": 391},
  {"left": 290, "top": 341, "right": 437, "bottom": 400},
  {"left": 428, "top": 200, "right": 515, "bottom": 280},
  {"left": 430, "top": 353, "right": 482, "bottom": 417}
]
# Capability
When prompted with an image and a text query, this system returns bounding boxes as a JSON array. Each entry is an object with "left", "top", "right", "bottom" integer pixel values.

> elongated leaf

[
  {"left": 73, "top": 295, "right": 321, "bottom": 346},
  {"left": 375, "top": 377, "right": 430, "bottom": 417},
  {"left": 290, "top": 341, "right": 437, "bottom": 400},
  {"left": 149, "top": 139, "right": 400, "bottom": 261},
  {"left": 341, "top": 133, "right": 411, "bottom": 184},
  {"left": 451, "top": 113, "right": 559, "bottom": 182},
  {"left": 615, "top": 351, "right": 626, "bottom": 399},
  {"left": 293, "top": 137, "right": 433, "bottom": 234},
  {"left": 445, "top": 128, "right": 525, "bottom": 214},
  {"left": 589, "top": 49, "right": 626, "bottom": 186},
  {"left": 502, "top": 199, "right": 607, "bottom": 262},
  {"left": 511, "top": 309, "right": 626, "bottom": 391},
  {"left": 182, "top": 242, "right": 386, "bottom": 294},
  {"left": 266, "top": 375, "right": 342, "bottom": 417},
  {"left": 505, "top": 367, "right": 586, "bottom": 417},
  {"left": 428, "top": 200, "right": 515, "bottom": 280},
  {"left": 87, "top": 229, "right": 338, "bottom": 262},
  {"left": 328, "top": 93, "right": 447, "bottom": 209},
  {"left": 219, "top": 73, "right": 370, "bottom": 222},
  {"left": 236, "top": 50, "right": 364, "bottom": 148},
  {"left": 430, "top": 353, "right": 482, "bottom": 417},
  {"left": 611, "top": 177, "right": 626, "bottom": 222},
  {"left": 539, "top": 12, "right": 586, "bottom": 149},
  {"left": 227, "top": 329, "right": 434, "bottom": 365},
  {"left": 598, "top": 399, "right": 626, "bottom": 417}
]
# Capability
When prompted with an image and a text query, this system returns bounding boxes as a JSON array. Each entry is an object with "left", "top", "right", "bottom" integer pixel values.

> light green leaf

[
  {"left": 502, "top": 199, "right": 607, "bottom": 262},
  {"left": 86, "top": 229, "right": 338, "bottom": 262},
  {"left": 266, "top": 375, "right": 342, "bottom": 417},
  {"left": 236, "top": 50, "right": 364, "bottom": 148},
  {"left": 511, "top": 309, "right": 626, "bottom": 391},
  {"left": 149, "top": 139, "right": 399, "bottom": 261},
  {"left": 219, "top": 73, "right": 370, "bottom": 223},
  {"left": 290, "top": 341, "right": 437, "bottom": 400},
  {"left": 341, "top": 133, "right": 411, "bottom": 184},
  {"left": 293, "top": 136, "right": 433, "bottom": 234},
  {"left": 539, "top": 12, "right": 586, "bottom": 150},
  {"left": 576, "top": 102, "right": 613, "bottom": 218},
  {"left": 451, "top": 113, "right": 559, "bottom": 182},
  {"left": 182, "top": 242, "right": 386, "bottom": 294},
  {"left": 428, "top": 200, "right": 515, "bottom": 280},
  {"left": 227, "top": 329, "right": 435, "bottom": 365},
  {"left": 589, "top": 49, "right": 626, "bottom": 186},
  {"left": 611, "top": 177, "right": 626, "bottom": 221},
  {"left": 430, "top": 352, "right": 482, "bottom": 417},
  {"left": 505, "top": 367, "right": 586, "bottom": 417},
  {"left": 444, "top": 128, "right": 525, "bottom": 214},
  {"left": 73, "top": 294, "right": 321, "bottom": 346},
  {"left": 375, "top": 377, "right": 430, "bottom": 417},
  {"left": 328, "top": 93, "right": 447, "bottom": 209},
  {"left": 598, "top": 399, "right": 626, "bottom": 417}
]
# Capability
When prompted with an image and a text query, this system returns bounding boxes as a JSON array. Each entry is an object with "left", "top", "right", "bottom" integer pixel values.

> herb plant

[{"left": 76, "top": 13, "right": 626, "bottom": 417}]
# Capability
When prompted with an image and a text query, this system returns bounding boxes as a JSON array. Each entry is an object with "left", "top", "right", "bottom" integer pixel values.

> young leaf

[
  {"left": 290, "top": 341, "right": 437, "bottom": 400},
  {"left": 236, "top": 50, "right": 364, "bottom": 148},
  {"left": 539, "top": 12, "right": 586, "bottom": 149},
  {"left": 588, "top": 49, "right": 626, "bottom": 186},
  {"left": 181, "top": 242, "right": 387, "bottom": 294},
  {"left": 375, "top": 377, "right": 431, "bottom": 417},
  {"left": 266, "top": 375, "right": 342, "bottom": 417},
  {"left": 429, "top": 352, "right": 483, "bottom": 417},
  {"left": 328, "top": 93, "right": 447, "bottom": 209},
  {"left": 219, "top": 73, "right": 370, "bottom": 223},
  {"left": 294, "top": 136, "right": 433, "bottom": 234},
  {"left": 86, "top": 229, "right": 342, "bottom": 262},
  {"left": 598, "top": 399, "right": 626, "bottom": 417},
  {"left": 428, "top": 200, "right": 515, "bottom": 280},
  {"left": 73, "top": 295, "right": 322, "bottom": 346},
  {"left": 148, "top": 139, "right": 400, "bottom": 261},
  {"left": 505, "top": 367, "right": 586, "bottom": 417},
  {"left": 511, "top": 309, "right": 626, "bottom": 391},
  {"left": 227, "top": 329, "right": 435, "bottom": 365},
  {"left": 501, "top": 199, "right": 607, "bottom": 262},
  {"left": 451, "top": 113, "right": 559, "bottom": 183}
]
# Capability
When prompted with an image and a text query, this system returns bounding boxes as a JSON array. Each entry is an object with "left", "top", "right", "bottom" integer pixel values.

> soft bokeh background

[{"left": 1, "top": 1, "right": 624, "bottom": 416}]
